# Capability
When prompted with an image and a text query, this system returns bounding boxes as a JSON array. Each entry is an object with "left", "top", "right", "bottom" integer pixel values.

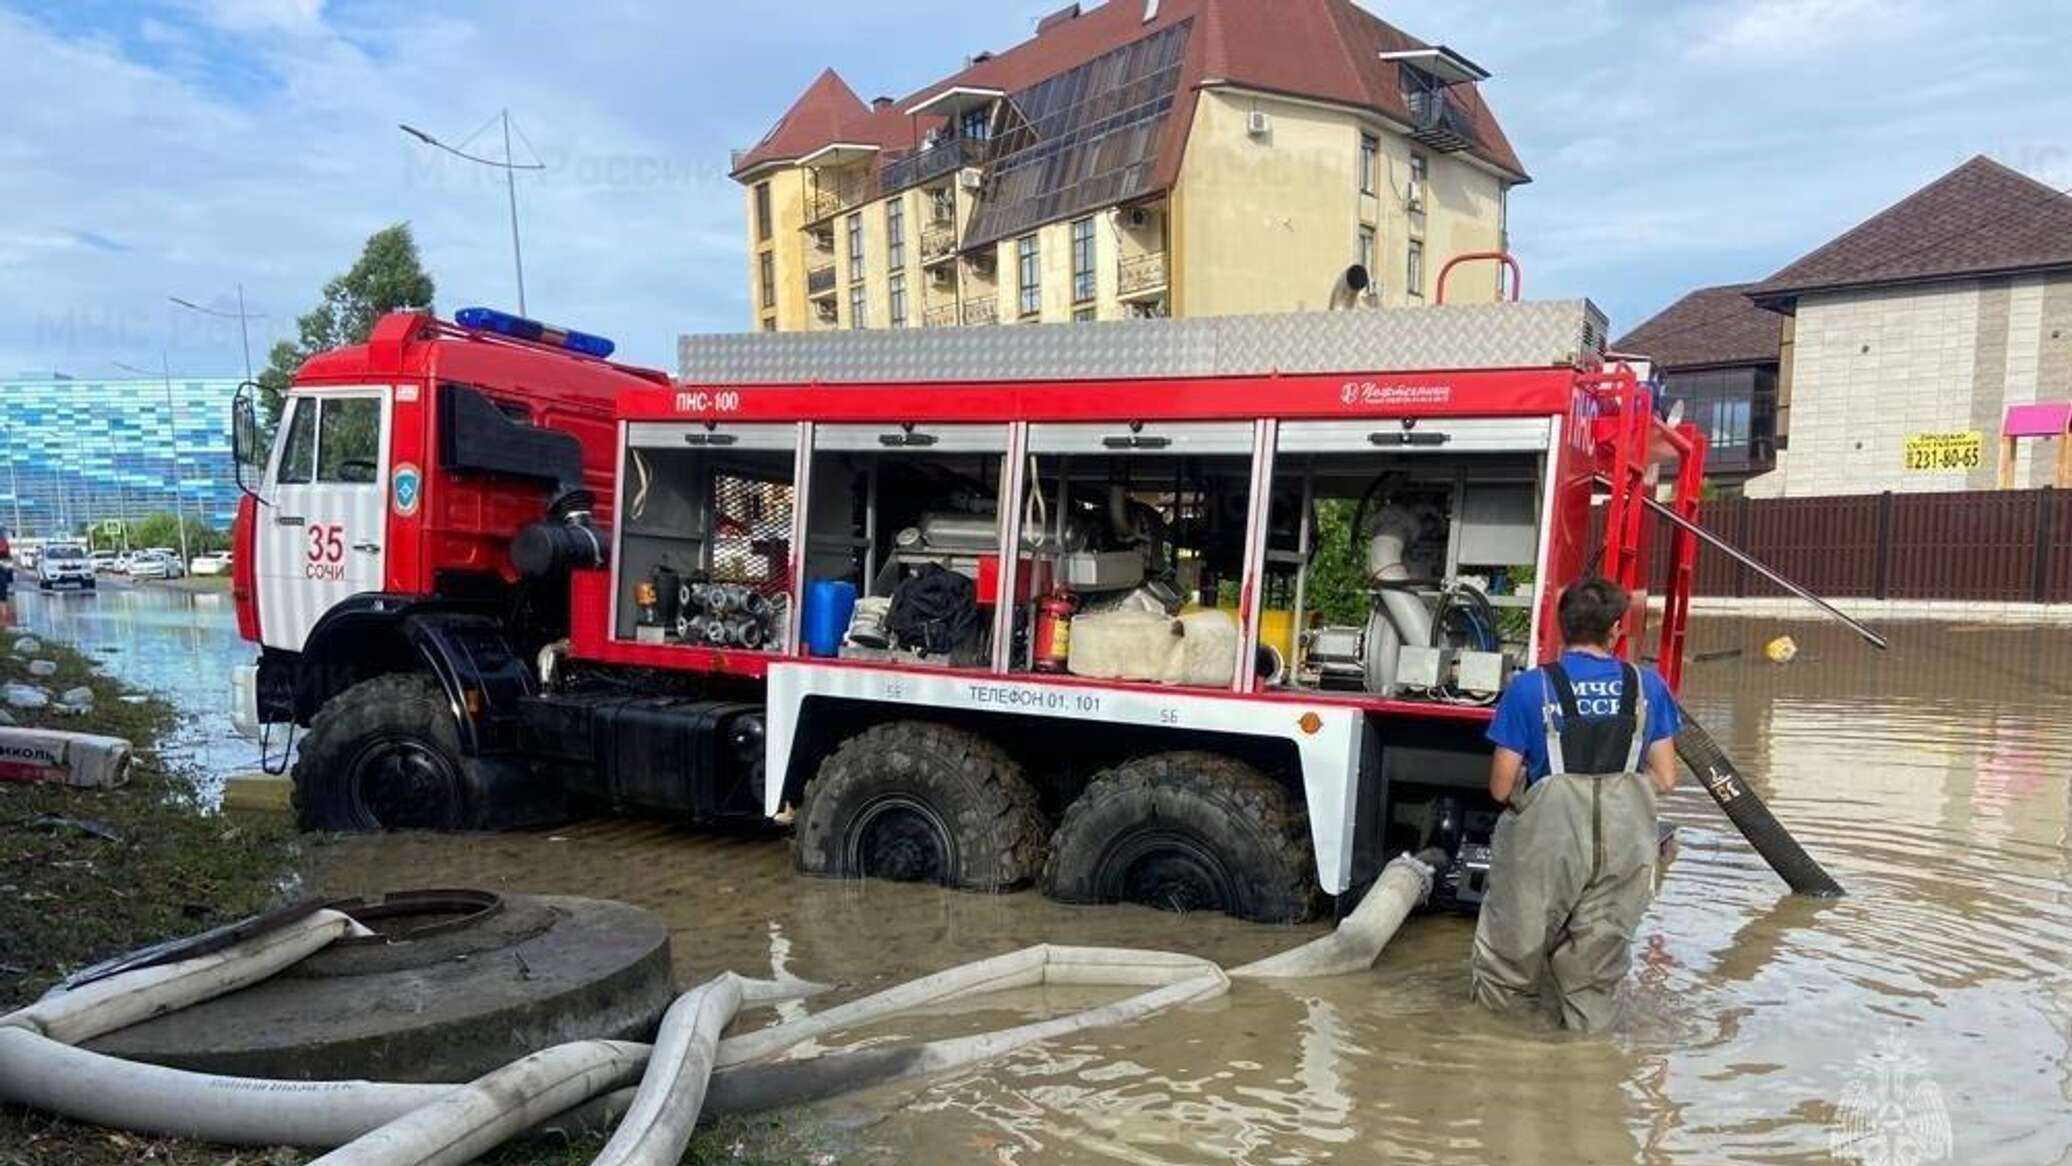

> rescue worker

[{"left": 1471, "top": 576, "right": 1680, "bottom": 1032}]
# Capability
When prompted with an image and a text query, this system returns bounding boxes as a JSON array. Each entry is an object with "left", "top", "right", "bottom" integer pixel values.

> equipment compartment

[{"left": 615, "top": 423, "right": 798, "bottom": 652}]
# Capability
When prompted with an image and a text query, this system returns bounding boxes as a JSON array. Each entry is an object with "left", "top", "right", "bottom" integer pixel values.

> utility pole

[
  {"left": 400, "top": 110, "right": 545, "bottom": 315},
  {"left": 114, "top": 358, "right": 194, "bottom": 570},
  {"left": 170, "top": 286, "right": 262, "bottom": 383}
]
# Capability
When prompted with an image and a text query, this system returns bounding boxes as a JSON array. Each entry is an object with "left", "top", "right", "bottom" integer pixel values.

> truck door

[{"left": 256, "top": 389, "right": 391, "bottom": 652}]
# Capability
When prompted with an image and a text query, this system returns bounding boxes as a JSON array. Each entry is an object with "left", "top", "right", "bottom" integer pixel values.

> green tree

[
  {"left": 1305, "top": 499, "right": 1374, "bottom": 626},
  {"left": 124, "top": 512, "right": 226, "bottom": 555},
  {"left": 258, "top": 224, "right": 435, "bottom": 421}
]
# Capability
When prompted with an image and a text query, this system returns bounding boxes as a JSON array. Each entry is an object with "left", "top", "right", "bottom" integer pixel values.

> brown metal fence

[{"left": 1612, "top": 488, "right": 2069, "bottom": 604}]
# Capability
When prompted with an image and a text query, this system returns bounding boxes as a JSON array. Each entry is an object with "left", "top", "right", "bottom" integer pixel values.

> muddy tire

[
  {"left": 793, "top": 721, "right": 1047, "bottom": 892},
  {"left": 1041, "top": 751, "right": 1317, "bottom": 924},
  {"left": 293, "top": 673, "right": 555, "bottom": 833}
]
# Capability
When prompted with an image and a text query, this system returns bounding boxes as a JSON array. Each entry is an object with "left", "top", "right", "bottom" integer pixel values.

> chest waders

[{"left": 1470, "top": 661, "right": 1661, "bottom": 1033}]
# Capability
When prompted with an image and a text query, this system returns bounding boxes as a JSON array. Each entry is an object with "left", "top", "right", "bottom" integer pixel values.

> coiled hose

[{"left": 1674, "top": 711, "right": 1843, "bottom": 897}]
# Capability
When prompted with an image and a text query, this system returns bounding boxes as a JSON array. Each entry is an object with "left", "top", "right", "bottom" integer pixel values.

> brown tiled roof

[
  {"left": 1614, "top": 284, "right": 1781, "bottom": 370},
  {"left": 732, "top": 0, "right": 1526, "bottom": 185},
  {"left": 1746, "top": 156, "right": 2072, "bottom": 305}
]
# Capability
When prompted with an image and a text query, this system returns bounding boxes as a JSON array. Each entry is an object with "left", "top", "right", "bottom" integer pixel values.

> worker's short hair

[{"left": 1558, "top": 577, "right": 1629, "bottom": 646}]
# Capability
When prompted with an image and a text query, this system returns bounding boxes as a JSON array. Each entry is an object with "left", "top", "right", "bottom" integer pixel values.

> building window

[
  {"left": 886, "top": 200, "right": 906, "bottom": 270},
  {"left": 1358, "top": 226, "right": 1376, "bottom": 280},
  {"left": 1073, "top": 306, "right": 1097, "bottom": 323},
  {"left": 754, "top": 182, "right": 772, "bottom": 242},
  {"left": 758, "top": 251, "right": 776, "bottom": 310},
  {"left": 761, "top": 317, "right": 777, "bottom": 332},
  {"left": 1406, "top": 239, "right": 1424, "bottom": 299},
  {"left": 1408, "top": 154, "right": 1427, "bottom": 206},
  {"left": 1709, "top": 398, "right": 1753, "bottom": 450},
  {"left": 846, "top": 213, "right": 864, "bottom": 279},
  {"left": 1359, "top": 133, "right": 1379, "bottom": 196},
  {"left": 889, "top": 272, "right": 908, "bottom": 328},
  {"left": 849, "top": 283, "right": 867, "bottom": 330},
  {"left": 1070, "top": 218, "right": 1096, "bottom": 303},
  {"left": 1017, "top": 234, "right": 1041, "bottom": 317},
  {"left": 960, "top": 106, "right": 991, "bottom": 141}
]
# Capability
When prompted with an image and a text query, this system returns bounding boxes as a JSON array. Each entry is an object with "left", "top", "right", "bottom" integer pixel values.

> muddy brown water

[{"left": 306, "top": 619, "right": 2072, "bottom": 1165}]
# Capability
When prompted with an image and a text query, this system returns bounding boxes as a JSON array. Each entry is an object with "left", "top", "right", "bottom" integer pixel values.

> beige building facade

[{"left": 732, "top": 0, "right": 1525, "bottom": 336}]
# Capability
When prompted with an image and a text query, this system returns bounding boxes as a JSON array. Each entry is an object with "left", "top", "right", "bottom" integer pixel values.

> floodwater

[
  {"left": 299, "top": 620, "right": 2072, "bottom": 1166},
  {"left": 7, "top": 585, "right": 2065, "bottom": 1162},
  {"left": 1, "top": 581, "right": 262, "bottom": 794}
]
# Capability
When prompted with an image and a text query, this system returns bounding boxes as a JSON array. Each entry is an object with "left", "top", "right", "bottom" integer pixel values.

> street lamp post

[
  {"left": 170, "top": 286, "right": 263, "bottom": 383},
  {"left": 113, "top": 358, "right": 193, "bottom": 571},
  {"left": 400, "top": 110, "right": 546, "bottom": 315}
]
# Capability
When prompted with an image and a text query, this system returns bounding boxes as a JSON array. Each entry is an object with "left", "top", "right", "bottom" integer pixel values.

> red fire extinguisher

[{"left": 1033, "top": 588, "right": 1079, "bottom": 673}]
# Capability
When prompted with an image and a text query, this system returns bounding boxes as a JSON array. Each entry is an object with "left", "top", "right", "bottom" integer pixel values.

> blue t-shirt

[{"left": 1487, "top": 651, "right": 1681, "bottom": 784}]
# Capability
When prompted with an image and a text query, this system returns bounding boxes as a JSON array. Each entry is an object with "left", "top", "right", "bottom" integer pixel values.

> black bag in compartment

[{"left": 887, "top": 564, "right": 980, "bottom": 658}]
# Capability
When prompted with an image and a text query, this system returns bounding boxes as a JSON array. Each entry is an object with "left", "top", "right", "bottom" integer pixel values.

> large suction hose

[
  {"left": 1675, "top": 713, "right": 1844, "bottom": 897},
  {"left": 0, "top": 859, "right": 1438, "bottom": 1161}
]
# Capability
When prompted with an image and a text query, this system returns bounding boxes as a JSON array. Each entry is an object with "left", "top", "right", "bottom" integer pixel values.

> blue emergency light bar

[{"left": 454, "top": 307, "right": 616, "bottom": 359}]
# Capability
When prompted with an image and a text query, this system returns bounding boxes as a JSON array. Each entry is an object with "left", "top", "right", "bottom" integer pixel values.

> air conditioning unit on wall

[
  {"left": 1246, "top": 109, "right": 1271, "bottom": 137},
  {"left": 958, "top": 170, "right": 983, "bottom": 191}
]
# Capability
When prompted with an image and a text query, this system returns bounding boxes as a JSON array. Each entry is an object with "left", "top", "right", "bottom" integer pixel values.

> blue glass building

[{"left": 0, "top": 377, "right": 241, "bottom": 538}]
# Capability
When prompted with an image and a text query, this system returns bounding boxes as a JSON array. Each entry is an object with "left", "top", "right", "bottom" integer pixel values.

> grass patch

[{"left": 0, "top": 634, "right": 301, "bottom": 1165}]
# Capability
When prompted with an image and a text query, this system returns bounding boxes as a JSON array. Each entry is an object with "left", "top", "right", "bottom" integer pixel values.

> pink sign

[{"left": 2002, "top": 401, "right": 2072, "bottom": 438}]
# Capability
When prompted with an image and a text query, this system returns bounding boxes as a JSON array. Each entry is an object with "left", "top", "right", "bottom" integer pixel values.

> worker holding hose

[{"left": 1471, "top": 577, "right": 1680, "bottom": 1032}]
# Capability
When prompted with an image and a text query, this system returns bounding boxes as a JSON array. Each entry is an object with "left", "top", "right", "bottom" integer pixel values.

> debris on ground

[
  {"left": 20, "top": 814, "right": 124, "bottom": 842},
  {"left": 3, "top": 683, "right": 50, "bottom": 710},
  {"left": 26, "top": 660, "right": 58, "bottom": 678},
  {"left": 1763, "top": 635, "right": 1800, "bottom": 664},
  {"left": 11, "top": 637, "right": 42, "bottom": 656},
  {"left": 1693, "top": 647, "right": 1745, "bottom": 664}
]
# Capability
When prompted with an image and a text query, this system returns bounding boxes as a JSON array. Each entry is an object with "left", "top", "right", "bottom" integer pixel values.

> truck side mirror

[{"left": 231, "top": 382, "right": 268, "bottom": 503}]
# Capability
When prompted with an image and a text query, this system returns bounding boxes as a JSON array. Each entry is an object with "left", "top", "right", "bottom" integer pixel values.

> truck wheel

[
  {"left": 292, "top": 674, "right": 551, "bottom": 833},
  {"left": 793, "top": 721, "right": 1047, "bottom": 892},
  {"left": 1041, "top": 752, "right": 1317, "bottom": 924}
]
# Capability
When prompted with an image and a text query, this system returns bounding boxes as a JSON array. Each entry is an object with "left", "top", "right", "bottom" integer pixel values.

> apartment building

[{"left": 731, "top": 0, "right": 1526, "bottom": 333}]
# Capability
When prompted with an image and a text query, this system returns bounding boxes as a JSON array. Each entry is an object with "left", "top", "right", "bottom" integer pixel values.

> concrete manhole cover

[{"left": 87, "top": 891, "right": 672, "bottom": 1083}]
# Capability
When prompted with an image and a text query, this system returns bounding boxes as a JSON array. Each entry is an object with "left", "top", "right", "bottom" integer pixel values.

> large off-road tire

[
  {"left": 1041, "top": 751, "right": 1317, "bottom": 924},
  {"left": 292, "top": 673, "right": 555, "bottom": 833},
  {"left": 793, "top": 721, "right": 1047, "bottom": 892}
]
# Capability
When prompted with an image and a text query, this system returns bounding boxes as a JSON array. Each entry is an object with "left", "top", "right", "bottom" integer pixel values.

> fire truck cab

[{"left": 236, "top": 300, "right": 1705, "bottom": 924}]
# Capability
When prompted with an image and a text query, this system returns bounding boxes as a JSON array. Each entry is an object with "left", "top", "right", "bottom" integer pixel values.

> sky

[{"left": 3, "top": 0, "right": 2070, "bottom": 380}]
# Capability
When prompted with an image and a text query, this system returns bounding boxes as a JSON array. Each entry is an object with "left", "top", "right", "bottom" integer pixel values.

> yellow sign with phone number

[{"left": 1903, "top": 431, "right": 1983, "bottom": 472}]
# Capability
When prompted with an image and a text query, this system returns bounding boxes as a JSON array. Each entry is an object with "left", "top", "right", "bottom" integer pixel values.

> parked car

[
  {"left": 189, "top": 552, "right": 232, "bottom": 576},
  {"left": 127, "top": 551, "right": 185, "bottom": 580},
  {"left": 90, "top": 549, "right": 122, "bottom": 572},
  {"left": 36, "top": 544, "right": 95, "bottom": 590}
]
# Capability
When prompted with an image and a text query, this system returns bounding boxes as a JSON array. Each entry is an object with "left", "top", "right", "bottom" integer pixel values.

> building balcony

[
  {"left": 922, "top": 303, "right": 960, "bottom": 328},
  {"left": 881, "top": 137, "right": 993, "bottom": 195},
  {"left": 806, "top": 264, "right": 837, "bottom": 298},
  {"left": 961, "top": 296, "right": 998, "bottom": 326},
  {"left": 1117, "top": 251, "right": 1169, "bottom": 300},
  {"left": 1405, "top": 91, "right": 1479, "bottom": 154},
  {"left": 803, "top": 174, "right": 880, "bottom": 225},
  {"left": 920, "top": 223, "right": 960, "bottom": 265}
]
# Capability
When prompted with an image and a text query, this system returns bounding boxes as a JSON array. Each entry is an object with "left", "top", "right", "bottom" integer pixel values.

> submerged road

[
  {"left": 5, "top": 585, "right": 2068, "bottom": 1163},
  {"left": 3, "top": 579, "right": 260, "bottom": 797}
]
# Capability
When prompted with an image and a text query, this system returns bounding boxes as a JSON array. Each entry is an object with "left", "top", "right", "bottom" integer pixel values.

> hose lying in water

[
  {"left": 1675, "top": 712, "right": 1844, "bottom": 897},
  {"left": 0, "top": 853, "right": 1436, "bottom": 1160}
]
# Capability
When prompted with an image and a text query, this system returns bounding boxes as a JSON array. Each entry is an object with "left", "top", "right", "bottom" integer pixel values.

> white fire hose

[{"left": 0, "top": 851, "right": 1438, "bottom": 1164}]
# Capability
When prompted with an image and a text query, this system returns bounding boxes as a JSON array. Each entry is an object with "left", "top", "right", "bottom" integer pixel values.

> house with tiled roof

[
  {"left": 1614, "top": 284, "right": 1784, "bottom": 486},
  {"left": 731, "top": 0, "right": 1527, "bottom": 333},
  {"left": 1742, "top": 156, "right": 2072, "bottom": 496}
]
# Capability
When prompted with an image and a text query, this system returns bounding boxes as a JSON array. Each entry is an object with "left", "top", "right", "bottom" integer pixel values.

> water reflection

[{"left": 1, "top": 582, "right": 260, "bottom": 795}]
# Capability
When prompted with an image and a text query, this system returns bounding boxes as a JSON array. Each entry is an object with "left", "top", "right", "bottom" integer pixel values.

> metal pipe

[{"left": 1603, "top": 477, "right": 1889, "bottom": 651}]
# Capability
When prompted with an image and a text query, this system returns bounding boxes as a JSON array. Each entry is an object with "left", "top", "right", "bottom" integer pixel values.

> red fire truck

[{"left": 231, "top": 298, "right": 1705, "bottom": 923}]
